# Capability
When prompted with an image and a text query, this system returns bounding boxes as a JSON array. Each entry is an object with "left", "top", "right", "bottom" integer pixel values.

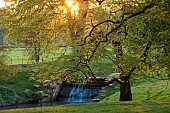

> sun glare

[
  {"left": 0, "top": 0, "right": 12, "bottom": 8},
  {"left": 65, "top": 0, "right": 79, "bottom": 16},
  {"left": 66, "top": 0, "right": 74, "bottom": 8},
  {"left": 0, "top": 0, "right": 5, "bottom": 8}
]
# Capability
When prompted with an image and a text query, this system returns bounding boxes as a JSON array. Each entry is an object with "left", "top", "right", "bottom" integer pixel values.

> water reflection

[{"left": 0, "top": 101, "right": 66, "bottom": 110}]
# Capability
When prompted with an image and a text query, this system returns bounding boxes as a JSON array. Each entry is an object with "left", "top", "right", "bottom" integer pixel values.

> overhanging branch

[
  {"left": 79, "top": 2, "right": 155, "bottom": 63},
  {"left": 124, "top": 3, "right": 155, "bottom": 21},
  {"left": 78, "top": 20, "right": 120, "bottom": 46},
  {"left": 88, "top": 23, "right": 122, "bottom": 62}
]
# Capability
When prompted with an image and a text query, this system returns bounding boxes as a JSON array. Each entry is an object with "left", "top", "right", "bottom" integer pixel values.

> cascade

[{"left": 65, "top": 84, "right": 100, "bottom": 102}]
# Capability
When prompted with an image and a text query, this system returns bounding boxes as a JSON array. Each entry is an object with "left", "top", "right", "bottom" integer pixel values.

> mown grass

[
  {"left": 6, "top": 48, "right": 71, "bottom": 64},
  {"left": 6, "top": 48, "right": 29, "bottom": 64},
  {"left": 0, "top": 101, "right": 169, "bottom": 113},
  {"left": 101, "top": 78, "right": 170, "bottom": 102}
]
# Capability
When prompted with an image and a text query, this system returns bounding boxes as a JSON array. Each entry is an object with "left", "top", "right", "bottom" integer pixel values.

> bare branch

[
  {"left": 124, "top": 26, "right": 128, "bottom": 39},
  {"left": 90, "top": 16, "right": 94, "bottom": 27},
  {"left": 83, "top": 2, "right": 155, "bottom": 62},
  {"left": 78, "top": 20, "right": 120, "bottom": 46},
  {"left": 88, "top": 23, "right": 122, "bottom": 62},
  {"left": 124, "top": 3, "right": 155, "bottom": 21}
]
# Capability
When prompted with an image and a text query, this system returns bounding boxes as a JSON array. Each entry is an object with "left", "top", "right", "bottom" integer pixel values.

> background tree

[
  {"left": 2, "top": 0, "right": 75, "bottom": 63},
  {"left": 0, "top": 45, "right": 15, "bottom": 81}
]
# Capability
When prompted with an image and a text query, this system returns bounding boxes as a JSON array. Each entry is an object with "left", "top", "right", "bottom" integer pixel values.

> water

[
  {"left": 65, "top": 84, "right": 100, "bottom": 103},
  {"left": 0, "top": 84, "right": 101, "bottom": 110},
  {"left": 0, "top": 101, "right": 66, "bottom": 110}
]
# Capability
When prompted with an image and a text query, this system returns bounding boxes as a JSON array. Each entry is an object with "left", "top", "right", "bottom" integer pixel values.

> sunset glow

[
  {"left": 65, "top": 0, "right": 79, "bottom": 16},
  {"left": 66, "top": 0, "right": 74, "bottom": 8}
]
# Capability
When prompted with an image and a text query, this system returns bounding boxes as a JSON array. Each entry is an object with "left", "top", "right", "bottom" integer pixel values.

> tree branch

[
  {"left": 124, "top": 3, "right": 155, "bottom": 21},
  {"left": 88, "top": 23, "right": 122, "bottom": 62},
  {"left": 102, "top": 78, "right": 124, "bottom": 87},
  {"left": 80, "top": 2, "right": 155, "bottom": 63},
  {"left": 78, "top": 20, "right": 120, "bottom": 46},
  {"left": 128, "top": 42, "right": 152, "bottom": 76}
]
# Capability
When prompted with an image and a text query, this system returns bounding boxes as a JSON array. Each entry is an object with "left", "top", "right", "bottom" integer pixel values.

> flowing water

[
  {"left": 65, "top": 84, "right": 101, "bottom": 102},
  {"left": 0, "top": 84, "right": 101, "bottom": 110}
]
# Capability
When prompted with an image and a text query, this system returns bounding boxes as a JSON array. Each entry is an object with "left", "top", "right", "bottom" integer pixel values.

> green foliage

[
  {"left": 0, "top": 86, "right": 42, "bottom": 106},
  {"left": 0, "top": 32, "right": 5, "bottom": 45},
  {"left": 123, "top": 0, "right": 170, "bottom": 77},
  {"left": 1, "top": 0, "right": 90, "bottom": 63},
  {"left": 0, "top": 67, "right": 43, "bottom": 106},
  {"left": 0, "top": 45, "right": 16, "bottom": 81},
  {"left": 21, "top": 89, "right": 42, "bottom": 103},
  {"left": 4, "top": 68, "right": 36, "bottom": 91},
  {"left": 90, "top": 58, "right": 114, "bottom": 77},
  {"left": 0, "top": 86, "right": 20, "bottom": 106}
]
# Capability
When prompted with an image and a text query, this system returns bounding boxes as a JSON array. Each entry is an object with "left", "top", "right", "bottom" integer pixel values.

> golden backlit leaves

[
  {"left": 62, "top": 0, "right": 79, "bottom": 16},
  {"left": 65, "top": 0, "right": 79, "bottom": 16}
]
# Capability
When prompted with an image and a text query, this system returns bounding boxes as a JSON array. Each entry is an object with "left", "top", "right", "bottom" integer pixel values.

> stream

[
  {"left": 0, "top": 101, "right": 67, "bottom": 110},
  {"left": 0, "top": 84, "right": 102, "bottom": 110}
]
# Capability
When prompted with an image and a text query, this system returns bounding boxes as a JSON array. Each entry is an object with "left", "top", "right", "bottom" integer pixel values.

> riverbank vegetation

[{"left": 0, "top": 68, "right": 42, "bottom": 107}]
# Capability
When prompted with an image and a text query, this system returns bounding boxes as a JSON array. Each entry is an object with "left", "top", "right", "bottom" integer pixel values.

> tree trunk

[
  {"left": 35, "top": 54, "right": 40, "bottom": 64},
  {"left": 119, "top": 76, "right": 132, "bottom": 101},
  {"left": 34, "top": 47, "right": 40, "bottom": 64}
]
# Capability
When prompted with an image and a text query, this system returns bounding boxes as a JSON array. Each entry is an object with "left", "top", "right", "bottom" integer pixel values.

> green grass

[
  {"left": 6, "top": 48, "right": 72, "bottom": 64},
  {"left": 0, "top": 101, "right": 169, "bottom": 113},
  {"left": 101, "top": 79, "right": 170, "bottom": 102},
  {"left": 6, "top": 48, "right": 29, "bottom": 64}
]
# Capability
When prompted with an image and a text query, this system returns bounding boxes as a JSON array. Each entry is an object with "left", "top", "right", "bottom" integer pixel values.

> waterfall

[{"left": 65, "top": 84, "right": 100, "bottom": 102}]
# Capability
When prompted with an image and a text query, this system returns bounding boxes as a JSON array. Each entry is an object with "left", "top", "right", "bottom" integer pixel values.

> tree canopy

[
  {"left": 1, "top": 0, "right": 169, "bottom": 79},
  {"left": 0, "top": 0, "right": 170, "bottom": 100}
]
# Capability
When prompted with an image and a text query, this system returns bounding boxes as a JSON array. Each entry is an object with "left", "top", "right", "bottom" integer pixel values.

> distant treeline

[{"left": 0, "top": 26, "right": 16, "bottom": 46}]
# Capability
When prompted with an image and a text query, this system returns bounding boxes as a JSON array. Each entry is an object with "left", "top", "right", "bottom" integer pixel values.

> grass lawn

[
  {"left": 6, "top": 48, "right": 71, "bottom": 64},
  {"left": 0, "top": 101, "right": 169, "bottom": 113},
  {"left": 6, "top": 48, "right": 29, "bottom": 64},
  {"left": 101, "top": 78, "right": 170, "bottom": 102}
]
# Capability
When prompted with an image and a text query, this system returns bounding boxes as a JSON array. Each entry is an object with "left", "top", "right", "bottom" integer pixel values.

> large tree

[
  {"left": 1, "top": 0, "right": 170, "bottom": 101},
  {"left": 72, "top": 0, "right": 170, "bottom": 101}
]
